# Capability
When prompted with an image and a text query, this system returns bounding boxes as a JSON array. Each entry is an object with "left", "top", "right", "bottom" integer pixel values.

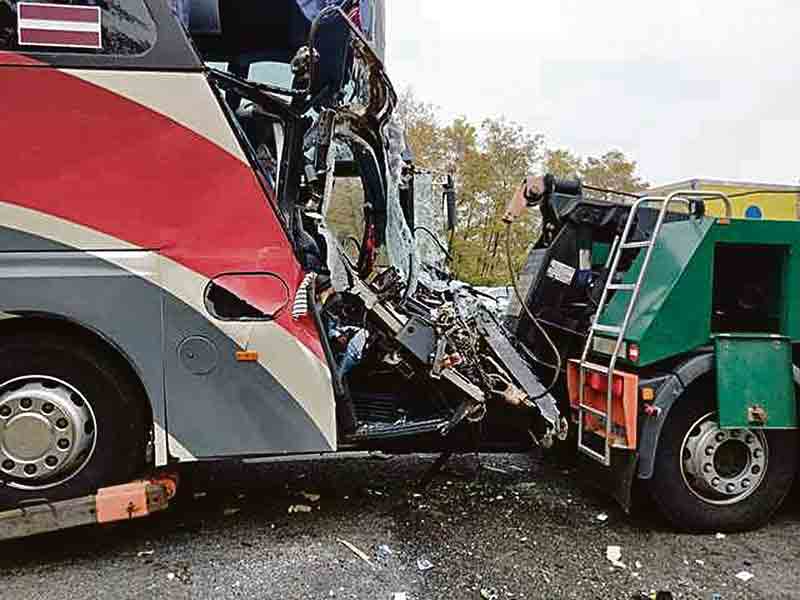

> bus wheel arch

[{"left": 0, "top": 315, "right": 153, "bottom": 508}]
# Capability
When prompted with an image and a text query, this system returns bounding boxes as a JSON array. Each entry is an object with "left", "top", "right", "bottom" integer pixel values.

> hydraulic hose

[{"left": 504, "top": 222, "right": 562, "bottom": 400}]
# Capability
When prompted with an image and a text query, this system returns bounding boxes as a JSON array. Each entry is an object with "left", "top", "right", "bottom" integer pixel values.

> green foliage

[{"left": 545, "top": 148, "right": 649, "bottom": 194}]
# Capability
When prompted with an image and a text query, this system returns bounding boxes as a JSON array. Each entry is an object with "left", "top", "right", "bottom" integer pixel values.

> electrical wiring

[
  {"left": 583, "top": 184, "right": 643, "bottom": 199},
  {"left": 504, "top": 222, "right": 562, "bottom": 400},
  {"left": 725, "top": 188, "right": 800, "bottom": 199},
  {"left": 583, "top": 184, "right": 800, "bottom": 202},
  {"left": 413, "top": 226, "right": 454, "bottom": 262}
]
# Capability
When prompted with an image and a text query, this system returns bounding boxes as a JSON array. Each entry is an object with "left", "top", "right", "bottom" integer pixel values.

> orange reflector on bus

[{"left": 236, "top": 351, "right": 259, "bottom": 362}]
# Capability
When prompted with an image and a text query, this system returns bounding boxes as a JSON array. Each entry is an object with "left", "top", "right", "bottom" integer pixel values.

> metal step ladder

[{"left": 577, "top": 190, "right": 732, "bottom": 466}]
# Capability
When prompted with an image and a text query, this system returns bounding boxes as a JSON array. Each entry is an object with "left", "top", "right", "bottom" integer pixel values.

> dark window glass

[{"left": 0, "top": 0, "right": 156, "bottom": 56}]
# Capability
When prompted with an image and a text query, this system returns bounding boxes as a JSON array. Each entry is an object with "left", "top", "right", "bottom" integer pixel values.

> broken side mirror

[
  {"left": 205, "top": 273, "right": 290, "bottom": 321},
  {"left": 444, "top": 175, "right": 457, "bottom": 231}
]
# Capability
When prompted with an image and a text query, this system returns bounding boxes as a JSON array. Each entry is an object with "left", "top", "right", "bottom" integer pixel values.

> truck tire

[
  {"left": 647, "top": 387, "right": 797, "bottom": 532},
  {"left": 0, "top": 331, "right": 148, "bottom": 509}
]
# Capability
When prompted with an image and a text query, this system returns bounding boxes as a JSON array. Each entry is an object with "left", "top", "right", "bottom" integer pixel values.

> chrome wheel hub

[
  {"left": 0, "top": 376, "right": 96, "bottom": 489},
  {"left": 680, "top": 412, "right": 767, "bottom": 505}
]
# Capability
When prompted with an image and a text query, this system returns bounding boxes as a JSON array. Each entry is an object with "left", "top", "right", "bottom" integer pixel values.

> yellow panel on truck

[{"left": 648, "top": 178, "right": 800, "bottom": 220}]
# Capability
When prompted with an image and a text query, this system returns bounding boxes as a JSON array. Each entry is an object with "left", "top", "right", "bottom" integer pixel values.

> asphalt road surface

[{"left": 1, "top": 451, "right": 798, "bottom": 599}]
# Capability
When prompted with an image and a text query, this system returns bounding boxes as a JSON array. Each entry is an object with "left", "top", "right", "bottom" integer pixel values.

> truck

[
  {"left": 0, "top": 0, "right": 797, "bottom": 539},
  {"left": 509, "top": 178, "right": 800, "bottom": 531}
]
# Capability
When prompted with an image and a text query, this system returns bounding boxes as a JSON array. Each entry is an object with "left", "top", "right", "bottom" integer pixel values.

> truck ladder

[{"left": 577, "top": 190, "right": 732, "bottom": 466}]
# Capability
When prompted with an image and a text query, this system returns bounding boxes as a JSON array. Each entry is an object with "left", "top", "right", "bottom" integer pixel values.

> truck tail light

[{"left": 627, "top": 343, "right": 640, "bottom": 363}]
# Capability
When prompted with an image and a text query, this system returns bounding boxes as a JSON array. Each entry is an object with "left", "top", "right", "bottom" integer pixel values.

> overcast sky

[{"left": 385, "top": 0, "right": 800, "bottom": 187}]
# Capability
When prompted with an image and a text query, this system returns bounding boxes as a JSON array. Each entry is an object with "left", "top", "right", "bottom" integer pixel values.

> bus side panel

[{"left": 0, "top": 64, "right": 337, "bottom": 460}]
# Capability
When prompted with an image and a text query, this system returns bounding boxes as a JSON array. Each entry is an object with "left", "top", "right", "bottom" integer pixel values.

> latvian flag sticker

[{"left": 18, "top": 2, "right": 102, "bottom": 50}]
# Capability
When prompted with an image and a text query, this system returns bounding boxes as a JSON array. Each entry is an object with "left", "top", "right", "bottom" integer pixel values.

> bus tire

[
  {"left": 647, "top": 387, "right": 797, "bottom": 532},
  {"left": 0, "top": 331, "right": 148, "bottom": 509}
]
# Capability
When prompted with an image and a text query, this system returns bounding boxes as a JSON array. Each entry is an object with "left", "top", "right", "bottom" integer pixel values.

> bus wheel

[
  {"left": 0, "top": 331, "right": 147, "bottom": 508},
  {"left": 647, "top": 390, "right": 797, "bottom": 532}
]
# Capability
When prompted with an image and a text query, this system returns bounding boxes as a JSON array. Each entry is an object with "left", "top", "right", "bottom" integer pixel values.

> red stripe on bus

[
  {"left": 19, "top": 29, "right": 101, "bottom": 48},
  {"left": 18, "top": 3, "right": 100, "bottom": 23},
  {"left": 0, "top": 66, "right": 325, "bottom": 361},
  {"left": 0, "top": 51, "right": 43, "bottom": 66}
]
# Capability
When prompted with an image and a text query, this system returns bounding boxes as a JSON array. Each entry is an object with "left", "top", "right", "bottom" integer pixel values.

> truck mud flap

[{"left": 577, "top": 448, "right": 638, "bottom": 513}]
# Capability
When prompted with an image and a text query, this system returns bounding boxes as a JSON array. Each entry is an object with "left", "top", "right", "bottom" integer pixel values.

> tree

[
  {"left": 392, "top": 90, "right": 650, "bottom": 284},
  {"left": 580, "top": 150, "right": 648, "bottom": 193},
  {"left": 450, "top": 118, "right": 544, "bottom": 284},
  {"left": 395, "top": 87, "right": 448, "bottom": 171},
  {"left": 543, "top": 148, "right": 582, "bottom": 180},
  {"left": 545, "top": 148, "right": 649, "bottom": 195}
]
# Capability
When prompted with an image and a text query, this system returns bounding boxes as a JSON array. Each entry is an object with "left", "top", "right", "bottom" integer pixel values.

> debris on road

[
  {"left": 301, "top": 491, "right": 321, "bottom": 503},
  {"left": 483, "top": 465, "right": 509, "bottom": 475},
  {"left": 735, "top": 571, "right": 754, "bottom": 582},
  {"left": 223, "top": 508, "right": 241, "bottom": 516},
  {"left": 596, "top": 512, "right": 609, "bottom": 522},
  {"left": 288, "top": 504, "right": 313, "bottom": 514},
  {"left": 337, "top": 538, "right": 374, "bottom": 568},
  {"left": 715, "top": 533, "right": 726, "bottom": 540},
  {"left": 377, "top": 544, "right": 394, "bottom": 560},
  {"left": 136, "top": 550, "right": 155, "bottom": 558},
  {"left": 416, "top": 558, "right": 434, "bottom": 572},
  {"left": 606, "top": 545, "right": 626, "bottom": 568},
  {"left": 480, "top": 587, "right": 499, "bottom": 600},
  {"left": 392, "top": 593, "right": 408, "bottom": 600}
]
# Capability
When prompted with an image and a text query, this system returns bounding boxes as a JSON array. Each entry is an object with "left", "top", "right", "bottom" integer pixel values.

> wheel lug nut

[
  {"left": 715, "top": 433, "right": 725, "bottom": 442},
  {"left": 0, "top": 406, "right": 10, "bottom": 418},
  {"left": 742, "top": 479, "right": 750, "bottom": 488},
  {"left": 712, "top": 477, "right": 720, "bottom": 487},
  {"left": 57, "top": 438, "right": 70, "bottom": 450},
  {"left": 56, "top": 418, "right": 68, "bottom": 429},
  {"left": 45, "top": 456, "right": 58, "bottom": 467},
  {"left": 42, "top": 402, "right": 54, "bottom": 414},
  {"left": 745, "top": 434, "right": 754, "bottom": 444},
  {"left": 726, "top": 483, "right": 735, "bottom": 493},
  {"left": 19, "top": 398, "right": 32, "bottom": 409},
  {"left": 703, "top": 463, "right": 713, "bottom": 473},
  {"left": 731, "top": 430, "right": 739, "bottom": 438},
  {"left": 23, "top": 464, "right": 37, "bottom": 475},
  {"left": 705, "top": 447, "right": 714, "bottom": 456},
  {"left": 1, "top": 459, "right": 14, "bottom": 471},
  {"left": 754, "top": 449, "right": 762, "bottom": 459}
]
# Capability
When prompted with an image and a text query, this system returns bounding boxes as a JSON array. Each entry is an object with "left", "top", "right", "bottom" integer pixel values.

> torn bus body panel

[{"left": 263, "top": 8, "right": 567, "bottom": 450}]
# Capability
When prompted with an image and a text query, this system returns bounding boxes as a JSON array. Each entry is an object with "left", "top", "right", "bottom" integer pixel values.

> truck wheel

[
  {"left": 0, "top": 331, "right": 148, "bottom": 509},
  {"left": 648, "top": 390, "right": 797, "bottom": 532}
]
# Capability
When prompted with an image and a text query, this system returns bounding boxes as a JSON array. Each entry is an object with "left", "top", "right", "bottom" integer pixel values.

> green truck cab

[{"left": 512, "top": 183, "right": 800, "bottom": 531}]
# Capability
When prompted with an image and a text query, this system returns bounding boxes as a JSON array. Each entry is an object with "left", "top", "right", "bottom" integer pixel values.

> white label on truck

[
  {"left": 546, "top": 260, "right": 576, "bottom": 285},
  {"left": 579, "top": 248, "right": 591, "bottom": 271}
]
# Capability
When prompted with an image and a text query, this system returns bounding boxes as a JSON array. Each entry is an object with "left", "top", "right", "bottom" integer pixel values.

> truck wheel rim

[
  {"left": 0, "top": 376, "right": 97, "bottom": 490},
  {"left": 680, "top": 412, "right": 767, "bottom": 506}
]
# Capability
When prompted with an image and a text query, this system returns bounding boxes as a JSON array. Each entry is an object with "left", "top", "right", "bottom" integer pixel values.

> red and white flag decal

[{"left": 17, "top": 2, "right": 102, "bottom": 50}]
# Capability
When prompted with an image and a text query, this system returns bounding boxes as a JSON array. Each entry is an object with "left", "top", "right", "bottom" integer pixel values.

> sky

[{"left": 385, "top": 0, "right": 800, "bottom": 187}]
